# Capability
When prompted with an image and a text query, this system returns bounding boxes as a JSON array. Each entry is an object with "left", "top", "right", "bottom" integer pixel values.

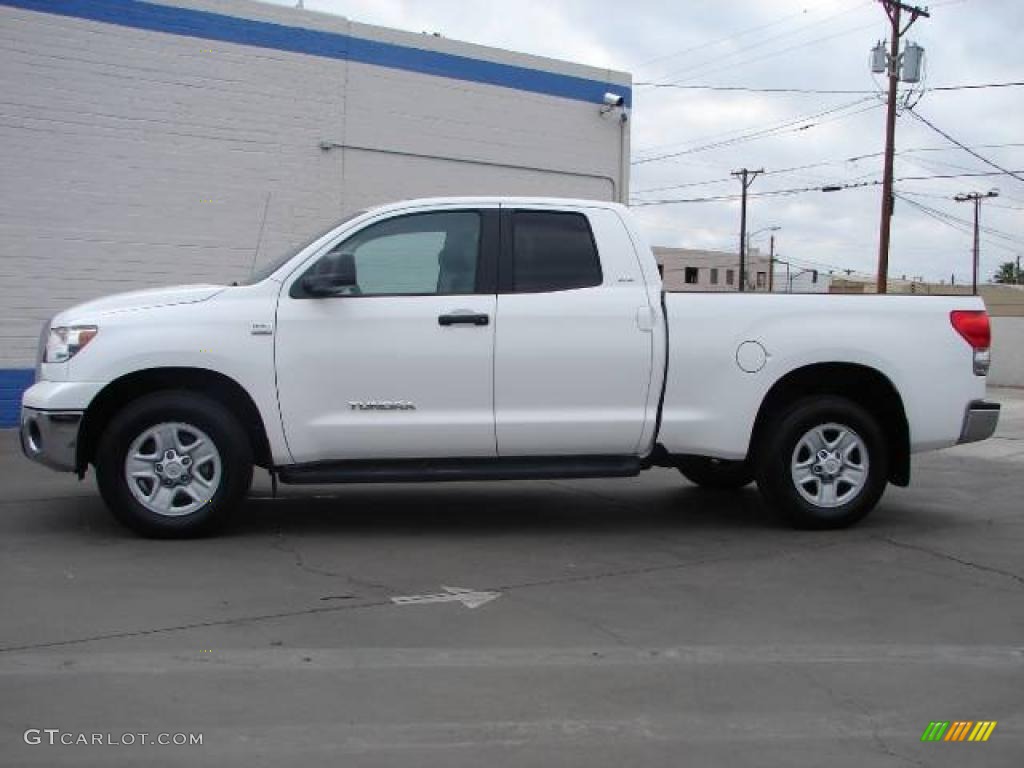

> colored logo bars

[{"left": 921, "top": 721, "right": 997, "bottom": 742}]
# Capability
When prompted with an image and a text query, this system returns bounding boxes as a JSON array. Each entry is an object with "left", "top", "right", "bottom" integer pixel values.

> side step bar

[{"left": 277, "top": 455, "right": 642, "bottom": 485}]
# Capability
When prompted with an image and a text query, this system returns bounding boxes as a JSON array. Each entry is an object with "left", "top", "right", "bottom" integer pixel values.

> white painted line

[{"left": 390, "top": 586, "right": 501, "bottom": 610}]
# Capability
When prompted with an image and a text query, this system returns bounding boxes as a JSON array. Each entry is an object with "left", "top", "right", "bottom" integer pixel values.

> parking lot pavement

[{"left": 1, "top": 390, "right": 1022, "bottom": 766}]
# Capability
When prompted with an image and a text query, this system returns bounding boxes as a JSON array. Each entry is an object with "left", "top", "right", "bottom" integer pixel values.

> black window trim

[
  {"left": 289, "top": 208, "right": 499, "bottom": 299},
  {"left": 497, "top": 208, "right": 603, "bottom": 294}
]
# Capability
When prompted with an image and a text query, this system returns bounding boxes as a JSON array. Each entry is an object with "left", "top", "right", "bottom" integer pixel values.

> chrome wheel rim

[
  {"left": 124, "top": 422, "right": 222, "bottom": 517},
  {"left": 790, "top": 422, "right": 869, "bottom": 509}
]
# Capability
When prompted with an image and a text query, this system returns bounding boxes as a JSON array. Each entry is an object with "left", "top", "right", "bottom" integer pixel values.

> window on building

[
  {"left": 508, "top": 210, "right": 602, "bottom": 293},
  {"left": 756, "top": 271, "right": 767, "bottom": 289},
  {"left": 710, "top": 268, "right": 719, "bottom": 285},
  {"left": 725, "top": 269, "right": 735, "bottom": 286},
  {"left": 684, "top": 267, "right": 699, "bottom": 284}
]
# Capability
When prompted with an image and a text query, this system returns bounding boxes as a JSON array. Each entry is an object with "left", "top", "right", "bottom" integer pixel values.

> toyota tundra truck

[{"left": 20, "top": 197, "right": 1001, "bottom": 537}]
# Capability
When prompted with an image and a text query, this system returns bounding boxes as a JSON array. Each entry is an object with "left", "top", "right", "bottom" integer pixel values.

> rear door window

[{"left": 505, "top": 210, "right": 602, "bottom": 293}]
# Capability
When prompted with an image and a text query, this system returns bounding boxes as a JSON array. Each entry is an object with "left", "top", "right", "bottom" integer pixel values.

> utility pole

[
  {"left": 775, "top": 258, "right": 792, "bottom": 293},
  {"left": 732, "top": 168, "right": 762, "bottom": 292},
  {"left": 954, "top": 190, "right": 998, "bottom": 295},
  {"left": 1017, "top": 254, "right": 1022, "bottom": 284},
  {"left": 873, "top": 0, "right": 929, "bottom": 294},
  {"left": 768, "top": 233, "right": 776, "bottom": 292}
]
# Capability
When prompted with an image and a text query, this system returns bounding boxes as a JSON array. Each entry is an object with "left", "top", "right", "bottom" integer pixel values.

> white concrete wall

[
  {"left": 990, "top": 317, "right": 1024, "bottom": 388},
  {"left": 0, "top": 0, "right": 630, "bottom": 373}
]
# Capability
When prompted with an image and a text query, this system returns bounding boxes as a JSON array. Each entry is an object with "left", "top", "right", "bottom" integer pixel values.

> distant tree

[{"left": 992, "top": 261, "right": 1020, "bottom": 284}]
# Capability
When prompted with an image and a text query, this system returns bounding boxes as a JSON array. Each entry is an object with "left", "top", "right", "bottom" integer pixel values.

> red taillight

[{"left": 950, "top": 310, "right": 991, "bottom": 350}]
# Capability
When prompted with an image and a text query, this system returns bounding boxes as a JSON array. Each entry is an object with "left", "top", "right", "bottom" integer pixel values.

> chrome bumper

[
  {"left": 20, "top": 407, "right": 82, "bottom": 472},
  {"left": 958, "top": 401, "right": 1000, "bottom": 445}
]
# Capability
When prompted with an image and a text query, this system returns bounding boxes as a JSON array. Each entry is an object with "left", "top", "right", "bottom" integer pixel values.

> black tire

[
  {"left": 676, "top": 456, "right": 754, "bottom": 490},
  {"left": 755, "top": 396, "right": 888, "bottom": 530},
  {"left": 95, "top": 391, "right": 253, "bottom": 538}
]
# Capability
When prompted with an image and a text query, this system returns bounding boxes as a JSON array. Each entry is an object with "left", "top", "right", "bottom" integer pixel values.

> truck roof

[{"left": 364, "top": 197, "right": 629, "bottom": 214}]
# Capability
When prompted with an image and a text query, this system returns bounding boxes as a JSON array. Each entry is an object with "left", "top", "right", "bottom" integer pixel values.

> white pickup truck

[{"left": 21, "top": 197, "right": 1000, "bottom": 537}]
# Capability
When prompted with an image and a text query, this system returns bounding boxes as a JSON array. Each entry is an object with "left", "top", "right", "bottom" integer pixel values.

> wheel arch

[
  {"left": 77, "top": 367, "right": 272, "bottom": 474},
  {"left": 750, "top": 362, "right": 911, "bottom": 486}
]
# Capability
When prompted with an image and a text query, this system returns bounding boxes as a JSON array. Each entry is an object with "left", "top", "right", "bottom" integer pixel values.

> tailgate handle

[{"left": 439, "top": 313, "right": 489, "bottom": 326}]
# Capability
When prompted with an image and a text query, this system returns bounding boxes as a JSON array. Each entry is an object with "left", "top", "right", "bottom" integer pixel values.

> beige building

[
  {"left": 652, "top": 246, "right": 833, "bottom": 293},
  {"left": 654, "top": 246, "right": 773, "bottom": 292}
]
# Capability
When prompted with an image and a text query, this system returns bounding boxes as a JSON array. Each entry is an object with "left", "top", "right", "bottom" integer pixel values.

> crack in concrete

[
  {"left": 795, "top": 665, "right": 926, "bottom": 768},
  {"left": 270, "top": 530, "right": 394, "bottom": 594},
  {"left": 0, "top": 598, "right": 394, "bottom": 653},
  {"left": 0, "top": 538, "right": 848, "bottom": 654},
  {"left": 874, "top": 535, "right": 1024, "bottom": 587},
  {"left": 270, "top": 531, "right": 349, "bottom": 580}
]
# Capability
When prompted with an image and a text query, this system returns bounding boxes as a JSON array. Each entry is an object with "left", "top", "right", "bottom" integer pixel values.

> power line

[
  {"left": 847, "top": 141, "right": 1024, "bottom": 162},
  {"left": 634, "top": 79, "right": 1024, "bottom": 95},
  {"left": 632, "top": 182, "right": 869, "bottom": 206},
  {"left": 930, "top": 81, "right": 1024, "bottom": 92},
  {"left": 631, "top": 175, "right": 734, "bottom": 195},
  {"left": 632, "top": 169, "right": 1024, "bottom": 200},
  {"left": 633, "top": 5, "right": 814, "bottom": 71},
  {"left": 896, "top": 195, "right": 1021, "bottom": 262},
  {"left": 905, "top": 107, "right": 1024, "bottom": 184},
  {"left": 640, "top": 0, "right": 969, "bottom": 89},
  {"left": 650, "top": 2, "right": 873, "bottom": 83},
  {"left": 633, "top": 97, "right": 871, "bottom": 160},
  {"left": 632, "top": 98, "right": 879, "bottom": 165},
  {"left": 632, "top": 143, "right": 1024, "bottom": 196},
  {"left": 658, "top": 9, "right": 879, "bottom": 86},
  {"left": 632, "top": 161, "right": 841, "bottom": 196},
  {"left": 630, "top": 170, "right": 1024, "bottom": 206},
  {"left": 895, "top": 170, "right": 1024, "bottom": 183},
  {"left": 894, "top": 196, "right": 1024, "bottom": 245}
]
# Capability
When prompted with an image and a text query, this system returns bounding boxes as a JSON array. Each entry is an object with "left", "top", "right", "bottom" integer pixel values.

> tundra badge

[{"left": 348, "top": 401, "right": 416, "bottom": 411}]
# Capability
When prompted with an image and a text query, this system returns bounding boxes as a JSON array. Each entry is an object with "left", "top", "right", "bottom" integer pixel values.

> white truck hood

[{"left": 52, "top": 284, "right": 227, "bottom": 324}]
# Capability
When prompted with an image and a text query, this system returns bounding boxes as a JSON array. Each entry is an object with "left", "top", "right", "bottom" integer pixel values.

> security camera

[{"left": 603, "top": 92, "right": 624, "bottom": 108}]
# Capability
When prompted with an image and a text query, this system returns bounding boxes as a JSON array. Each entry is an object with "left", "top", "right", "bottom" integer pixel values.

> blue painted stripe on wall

[
  {"left": 0, "top": 0, "right": 631, "bottom": 106},
  {"left": 0, "top": 369, "right": 34, "bottom": 428}
]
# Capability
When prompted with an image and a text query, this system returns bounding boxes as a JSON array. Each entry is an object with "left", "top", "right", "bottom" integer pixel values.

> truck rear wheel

[
  {"left": 95, "top": 392, "right": 253, "bottom": 538},
  {"left": 755, "top": 396, "right": 888, "bottom": 529},
  {"left": 676, "top": 456, "right": 753, "bottom": 489}
]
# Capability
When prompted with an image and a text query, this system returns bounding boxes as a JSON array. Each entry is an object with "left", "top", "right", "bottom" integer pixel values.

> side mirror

[{"left": 301, "top": 254, "right": 357, "bottom": 296}]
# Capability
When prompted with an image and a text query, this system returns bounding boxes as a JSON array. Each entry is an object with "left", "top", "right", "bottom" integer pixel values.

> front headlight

[{"left": 44, "top": 325, "right": 98, "bottom": 363}]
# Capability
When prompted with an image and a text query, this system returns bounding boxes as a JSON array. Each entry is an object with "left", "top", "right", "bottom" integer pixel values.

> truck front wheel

[
  {"left": 95, "top": 392, "right": 253, "bottom": 538},
  {"left": 755, "top": 396, "right": 888, "bottom": 529}
]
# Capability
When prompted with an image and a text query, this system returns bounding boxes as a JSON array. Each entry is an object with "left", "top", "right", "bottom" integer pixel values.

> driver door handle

[{"left": 438, "top": 313, "right": 489, "bottom": 326}]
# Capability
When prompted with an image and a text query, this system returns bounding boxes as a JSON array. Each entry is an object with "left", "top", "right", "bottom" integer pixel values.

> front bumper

[
  {"left": 958, "top": 401, "right": 1000, "bottom": 445},
  {"left": 20, "top": 407, "right": 82, "bottom": 472}
]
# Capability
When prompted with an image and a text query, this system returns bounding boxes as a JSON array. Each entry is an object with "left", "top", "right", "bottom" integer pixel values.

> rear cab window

[{"left": 502, "top": 210, "right": 602, "bottom": 293}]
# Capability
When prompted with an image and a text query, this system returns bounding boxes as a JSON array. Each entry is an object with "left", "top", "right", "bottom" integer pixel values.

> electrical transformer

[
  {"left": 901, "top": 42, "right": 925, "bottom": 83},
  {"left": 870, "top": 41, "right": 888, "bottom": 74}
]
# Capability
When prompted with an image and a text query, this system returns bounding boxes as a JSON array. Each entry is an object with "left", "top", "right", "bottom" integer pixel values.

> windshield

[{"left": 239, "top": 211, "right": 366, "bottom": 285}]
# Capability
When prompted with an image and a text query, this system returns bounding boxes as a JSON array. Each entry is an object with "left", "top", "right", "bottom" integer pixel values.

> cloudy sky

[{"left": 265, "top": 0, "right": 1023, "bottom": 285}]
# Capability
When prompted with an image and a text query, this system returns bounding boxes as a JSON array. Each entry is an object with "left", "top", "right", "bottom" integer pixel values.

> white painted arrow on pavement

[{"left": 390, "top": 586, "right": 501, "bottom": 610}]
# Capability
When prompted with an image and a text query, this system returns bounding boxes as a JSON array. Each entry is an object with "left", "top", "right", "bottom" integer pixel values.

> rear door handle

[{"left": 438, "top": 313, "right": 489, "bottom": 326}]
